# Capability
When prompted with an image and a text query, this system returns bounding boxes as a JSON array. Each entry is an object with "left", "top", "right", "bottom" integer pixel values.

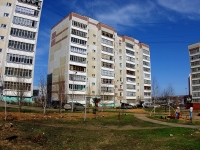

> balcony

[
  {"left": 102, "top": 31, "right": 113, "bottom": 39},
  {"left": 126, "top": 70, "right": 135, "bottom": 76}
]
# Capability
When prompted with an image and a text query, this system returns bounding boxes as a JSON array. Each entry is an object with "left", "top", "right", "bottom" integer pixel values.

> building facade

[
  {"left": 189, "top": 42, "right": 200, "bottom": 103},
  {"left": 0, "top": 0, "right": 43, "bottom": 102},
  {"left": 48, "top": 12, "right": 151, "bottom": 106}
]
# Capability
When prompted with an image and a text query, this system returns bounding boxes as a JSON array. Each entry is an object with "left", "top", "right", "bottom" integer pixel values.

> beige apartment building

[
  {"left": 0, "top": 0, "right": 43, "bottom": 102},
  {"left": 48, "top": 12, "right": 151, "bottom": 106},
  {"left": 189, "top": 42, "right": 200, "bottom": 103}
]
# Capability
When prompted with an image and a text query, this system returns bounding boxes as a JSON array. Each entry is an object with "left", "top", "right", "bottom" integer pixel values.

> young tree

[
  {"left": 55, "top": 72, "right": 65, "bottom": 114},
  {"left": 51, "top": 72, "right": 66, "bottom": 113},
  {"left": 15, "top": 77, "right": 28, "bottom": 112},
  {"left": 151, "top": 77, "right": 160, "bottom": 101},
  {"left": 38, "top": 72, "right": 48, "bottom": 114}
]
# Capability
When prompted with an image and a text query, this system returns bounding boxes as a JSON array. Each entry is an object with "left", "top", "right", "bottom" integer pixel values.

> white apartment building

[
  {"left": 0, "top": 0, "right": 43, "bottom": 102},
  {"left": 48, "top": 12, "right": 151, "bottom": 106},
  {"left": 188, "top": 42, "right": 200, "bottom": 103}
]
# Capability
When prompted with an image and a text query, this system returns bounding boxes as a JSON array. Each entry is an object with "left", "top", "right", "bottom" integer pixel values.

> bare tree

[
  {"left": 56, "top": 72, "right": 65, "bottom": 114},
  {"left": 15, "top": 77, "right": 28, "bottom": 112},
  {"left": 152, "top": 77, "right": 160, "bottom": 101},
  {"left": 38, "top": 72, "right": 48, "bottom": 114}
]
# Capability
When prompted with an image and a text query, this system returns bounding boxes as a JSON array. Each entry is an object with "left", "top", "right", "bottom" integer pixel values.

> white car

[{"left": 142, "top": 102, "right": 159, "bottom": 108}]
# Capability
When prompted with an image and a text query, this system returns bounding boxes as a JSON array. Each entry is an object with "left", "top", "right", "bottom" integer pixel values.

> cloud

[
  {"left": 157, "top": 0, "right": 200, "bottom": 16},
  {"left": 70, "top": 0, "right": 160, "bottom": 32}
]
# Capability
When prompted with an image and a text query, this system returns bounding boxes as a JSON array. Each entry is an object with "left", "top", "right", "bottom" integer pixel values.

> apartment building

[
  {"left": 48, "top": 12, "right": 151, "bottom": 106},
  {"left": 188, "top": 42, "right": 200, "bottom": 103},
  {"left": 0, "top": 0, "right": 43, "bottom": 102}
]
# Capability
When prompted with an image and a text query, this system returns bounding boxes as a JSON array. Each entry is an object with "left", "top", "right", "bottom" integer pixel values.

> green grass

[
  {"left": 0, "top": 107, "right": 42, "bottom": 113},
  {"left": 1, "top": 115, "right": 200, "bottom": 150}
]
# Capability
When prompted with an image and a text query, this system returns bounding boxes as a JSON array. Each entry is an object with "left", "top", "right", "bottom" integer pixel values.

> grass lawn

[{"left": 1, "top": 113, "right": 200, "bottom": 150}]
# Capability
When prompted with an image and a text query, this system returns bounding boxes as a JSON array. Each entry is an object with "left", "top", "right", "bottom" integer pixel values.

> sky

[{"left": 34, "top": 0, "right": 200, "bottom": 95}]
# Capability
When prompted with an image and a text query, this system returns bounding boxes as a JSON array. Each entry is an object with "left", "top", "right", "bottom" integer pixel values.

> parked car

[
  {"left": 142, "top": 102, "right": 160, "bottom": 108},
  {"left": 52, "top": 101, "right": 66, "bottom": 109},
  {"left": 64, "top": 103, "right": 72, "bottom": 111},
  {"left": 129, "top": 103, "right": 137, "bottom": 108},
  {"left": 121, "top": 103, "right": 135, "bottom": 109},
  {"left": 68, "top": 102, "right": 85, "bottom": 111},
  {"left": 142, "top": 102, "right": 153, "bottom": 108}
]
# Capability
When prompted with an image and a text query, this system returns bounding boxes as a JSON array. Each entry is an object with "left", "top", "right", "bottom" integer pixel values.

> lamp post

[{"left": 71, "top": 71, "right": 77, "bottom": 112}]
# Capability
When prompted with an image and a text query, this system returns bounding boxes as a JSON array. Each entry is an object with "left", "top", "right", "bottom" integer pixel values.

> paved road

[{"left": 134, "top": 113, "right": 200, "bottom": 129}]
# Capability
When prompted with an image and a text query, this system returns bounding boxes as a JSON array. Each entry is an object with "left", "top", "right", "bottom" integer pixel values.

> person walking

[
  {"left": 189, "top": 106, "right": 193, "bottom": 120},
  {"left": 176, "top": 107, "right": 180, "bottom": 119}
]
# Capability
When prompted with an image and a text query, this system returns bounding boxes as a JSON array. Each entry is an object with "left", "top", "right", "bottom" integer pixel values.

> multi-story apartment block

[
  {"left": 189, "top": 42, "right": 200, "bottom": 103},
  {"left": 48, "top": 12, "right": 151, "bottom": 106},
  {"left": 0, "top": 0, "right": 43, "bottom": 102}
]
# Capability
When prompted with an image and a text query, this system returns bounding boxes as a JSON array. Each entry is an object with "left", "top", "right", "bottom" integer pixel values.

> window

[
  {"left": 102, "top": 38, "right": 113, "bottom": 46},
  {"left": 92, "top": 82, "right": 95, "bottom": 86},
  {"left": 92, "top": 57, "right": 95, "bottom": 61},
  {"left": 120, "top": 92, "right": 122, "bottom": 96},
  {"left": 72, "top": 20, "right": 87, "bottom": 30},
  {"left": 70, "top": 46, "right": 86, "bottom": 55},
  {"left": 15, "top": 5, "right": 39, "bottom": 17},
  {"left": 127, "top": 84, "right": 135, "bottom": 89},
  {"left": 92, "top": 66, "right": 95, "bottom": 69},
  {"left": 102, "top": 54, "right": 113, "bottom": 61},
  {"left": 119, "top": 42, "right": 121, "bottom": 46},
  {"left": 120, "top": 78, "right": 122, "bottom": 82},
  {"left": 92, "top": 49, "right": 96, "bottom": 53},
  {"left": 126, "top": 56, "right": 135, "bottom": 62},
  {"left": 7, "top": 53, "right": 33, "bottom": 65},
  {"left": 0, "top": 36, "right": 4, "bottom": 40},
  {"left": 120, "top": 70, "right": 122, "bottom": 75},
  {"left": 119, "top": 56, "right": 122, "bottom": 60},
  {"left": 71, "top": 37, "right": 87, "bottom": 45},
  {"left": 93, "top": 34, "right": 96, "bottom": 37},
  {"left": 102, "top": 79, "right": 113, "bottom": 84},
  {"left": 69, "top": 84, "right": 86, "bottom": 91},
  {"left": 101, "top": 69, "right": 114, "bottom": 77},
  {"left": 126, "top": 63, "right": 135, "bottom": 69},
  {"left": 127, "top": 92, "right": 135, "bottom": 96},
  {"left": 92, "top": 74, "right": 95, "bottom": 77},
  {"left": 4, "top": 13, "right": 9, "bottom": 17},
  {"left": 102, "top": 62, "right": 112, "bottom": 69},
  {"left": 6, "top": 3, "right": 12, "bottom": 6},
  {"left": 13, "top": 16, "right": 38, "bottom": 28},
  {"left": 10, "top": 28, "right": 36, "bottom": 39},
  {"left": 126, "top": 43, "right": 134, "bottom": 49},
  {"left": 4, "top": 81, "right": 31, "bottom": 91},
  {"left": 70, "top": 55, "right": 86, "bottom": 63},
  {"left": 126, "top": 49, "right": 134, "bottom": 56},
  {"left": 92, "top": 91, "right": 95, "bottom": 94},
  {"left": 0, "top": 48, "right": 2, "bottom": 52},
  {"left": 8, "top": 40, "right": 34, "bottom": 52},
  {"left": 1, "top": 24, "right": 6, "bottom": 28},
  {"left": 5, "top": 67, "right": 32, "bottom": 78},
  {"left": 71, "top": 29, "right": 87, "bottom": 38},
  {"left": 101, "top": 46, "right": 113, "bottom": 54},
  {"left": 127, "top": 77, "right": 135, "bottom": 82},
  {"left": 119, "top": 49, "right": 122, "bottom": 54},
  {"left": 120, "top": 85, "right": 122, "bottom": 89},
  {"left": 69, "top": 74, "right": 86, "bottom": 82},
  {"left": 120, "top": 63, "right": 122, "bottom": 68},
  {"left": 93, "top": 42, "right": 96, "bottom": 45}
]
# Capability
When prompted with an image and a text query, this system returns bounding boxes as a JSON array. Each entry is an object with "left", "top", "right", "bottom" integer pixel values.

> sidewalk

[{"left": 134, "top": 113, "right": 200, "bottom": 129}]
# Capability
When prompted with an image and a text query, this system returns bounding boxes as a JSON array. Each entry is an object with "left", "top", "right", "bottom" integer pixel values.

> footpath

[{"left": 134, "top": 113, "right": 200, "bottom": 129}]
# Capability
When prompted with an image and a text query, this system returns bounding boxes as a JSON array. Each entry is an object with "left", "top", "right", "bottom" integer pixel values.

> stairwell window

[
  {"left": 6, "top": 3, "right": 12, "bottom": 6},
  {"left": 0, "top": 48, "right": 2, "bottom": 52},
  {"left": 4, "top": 13, "right": 9, "bottom": 17},
  {"left": 1, "top": 24, "right": 6, "bottom": 28},
  {"left": 0, "top": 36, "right": 5, "bottom": 40}
]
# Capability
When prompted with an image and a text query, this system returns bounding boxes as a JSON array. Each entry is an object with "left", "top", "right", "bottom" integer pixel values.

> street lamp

[{"left": 71, "top": 71, "right": 77, "bottom": 112}]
